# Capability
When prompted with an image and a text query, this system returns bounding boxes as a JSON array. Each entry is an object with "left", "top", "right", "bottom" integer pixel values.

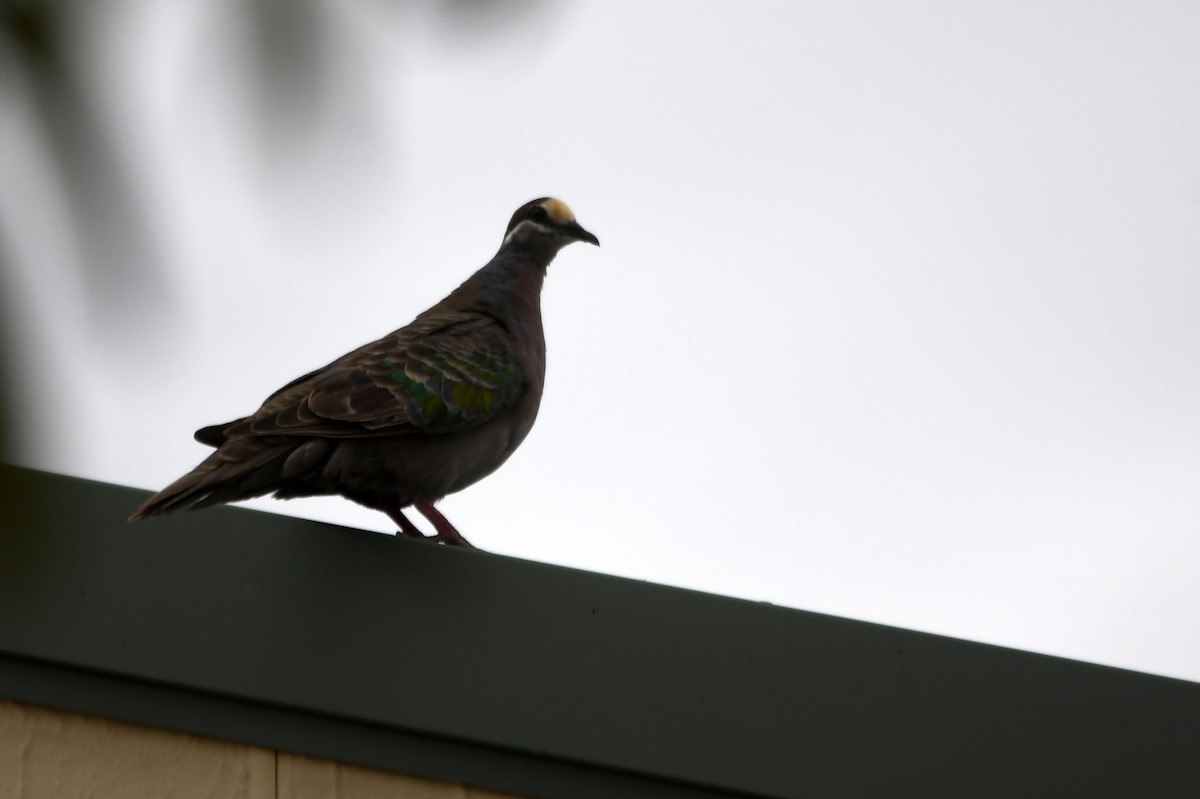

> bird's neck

[{"left": 466, "top": 243, "right": 554, "bottom": 336}]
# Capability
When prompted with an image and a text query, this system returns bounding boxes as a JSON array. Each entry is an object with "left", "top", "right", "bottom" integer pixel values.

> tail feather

[{"left": 129, "top": 442, "right": 293, "bottom": 521}]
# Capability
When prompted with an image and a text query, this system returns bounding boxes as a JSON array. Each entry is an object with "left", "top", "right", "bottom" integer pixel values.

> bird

[{"left": 130, "top": 197, "right": 599, "bottom": 549}]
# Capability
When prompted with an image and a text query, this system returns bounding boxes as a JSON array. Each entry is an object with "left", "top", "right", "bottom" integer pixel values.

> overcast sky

[{"left": 4, "top": 1, "right": 1200, "bottom": 682}]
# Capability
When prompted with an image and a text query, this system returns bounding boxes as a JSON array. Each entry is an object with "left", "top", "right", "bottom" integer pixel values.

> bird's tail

[{"left": 129, "top": 442, "right": 292, "bottom": 521}]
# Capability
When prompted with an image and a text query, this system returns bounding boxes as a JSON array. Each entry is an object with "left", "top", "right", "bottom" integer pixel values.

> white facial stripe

[
  {"left": 542, "top": 198, "right": 575, "bottom": 225},
  {"left": 503, "top": 218, "right": 554, "bottom": 245}
]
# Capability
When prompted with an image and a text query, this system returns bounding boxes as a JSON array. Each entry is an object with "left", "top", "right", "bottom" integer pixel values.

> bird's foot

[
  {"left": 388, "top": 509, "right": 430, "bottom": 540},
  {"left": 384, "top": 502, "right": 477, "bottom": 548},
  {"left": 415, "top": 501, "right": 477, "bottom": 549}
]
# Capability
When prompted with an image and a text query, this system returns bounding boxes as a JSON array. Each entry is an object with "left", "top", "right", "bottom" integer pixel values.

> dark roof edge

[{"left": 2, "top": 464, "right": 1199, "bottom": 799}]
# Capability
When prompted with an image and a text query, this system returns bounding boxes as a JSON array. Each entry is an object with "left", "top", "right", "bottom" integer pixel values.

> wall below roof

[{"left": 0, "top": 700, "right": 521, "bottom": 799}]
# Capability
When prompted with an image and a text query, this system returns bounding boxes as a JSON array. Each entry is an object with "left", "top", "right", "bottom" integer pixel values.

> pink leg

[
  {"left": 415, "top": 501, "right": 477, "bottom": 549},
  {"left": 380, "top": 501, "right": 430, "bottom": 540}
]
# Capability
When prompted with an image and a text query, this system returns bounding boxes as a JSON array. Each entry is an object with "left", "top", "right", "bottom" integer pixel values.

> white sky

[{"left": 4, "top": 1, "right": 1200, "bottom": 682}]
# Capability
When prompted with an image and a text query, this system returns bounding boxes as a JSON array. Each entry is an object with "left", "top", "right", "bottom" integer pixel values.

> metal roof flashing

[{"left": 1, "top": 464, "right": 1198, "bottom": 799}]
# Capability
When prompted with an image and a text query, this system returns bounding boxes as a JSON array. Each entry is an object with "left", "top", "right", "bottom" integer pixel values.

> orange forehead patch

[{"left": 541, "top": 198, "right": 576, "bottom": 225}]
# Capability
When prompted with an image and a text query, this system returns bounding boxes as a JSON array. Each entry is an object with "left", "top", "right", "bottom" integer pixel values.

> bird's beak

[{"left": 564, "top": 221, "right": 600, "bottom": 247}]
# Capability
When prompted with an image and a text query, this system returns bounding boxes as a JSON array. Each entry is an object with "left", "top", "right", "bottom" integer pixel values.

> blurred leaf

[
  {"left": 1, "top": 0, "right": 171, "bottom": 341},
  {"left": 246, "top": 0, "right": 330, "bottom": 150}
]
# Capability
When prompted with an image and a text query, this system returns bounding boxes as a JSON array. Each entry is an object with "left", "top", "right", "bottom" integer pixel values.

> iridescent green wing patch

[
  {"left": 377, "top": 344, "right": 523, "bottom": 432},
  {"left": 241, "top": 319, "right": 526, "bottom": 437}
]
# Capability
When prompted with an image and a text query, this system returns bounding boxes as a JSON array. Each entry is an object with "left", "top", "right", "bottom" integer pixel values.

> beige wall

[{"left": 0, "top": 700, "right": 523, "bottom": 799}]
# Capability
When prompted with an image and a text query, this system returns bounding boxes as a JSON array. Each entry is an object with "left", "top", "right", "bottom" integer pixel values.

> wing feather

[{"left": 213, "top": 312, "right": 525, "bottom": 441}]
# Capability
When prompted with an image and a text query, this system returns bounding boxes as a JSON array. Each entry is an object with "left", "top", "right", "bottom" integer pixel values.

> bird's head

[{"left": 502, "top": 198, "right": 600, "bottom": 251}]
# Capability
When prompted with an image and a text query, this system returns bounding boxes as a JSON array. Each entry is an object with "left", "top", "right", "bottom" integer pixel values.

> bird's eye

[{"left": 529, "top": 206, "right": 549, "bottom": 223}]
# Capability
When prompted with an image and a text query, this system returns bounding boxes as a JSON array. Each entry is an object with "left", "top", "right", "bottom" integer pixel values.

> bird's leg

[
  {"left": 376, "top": 497, "right": 430, "bottom": 540},
  {"left": 393, "top": 512, "right": 429, "bottom": 540},
  {"left": 414, "top": 501, "right": 477, "bottom": 549}
]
